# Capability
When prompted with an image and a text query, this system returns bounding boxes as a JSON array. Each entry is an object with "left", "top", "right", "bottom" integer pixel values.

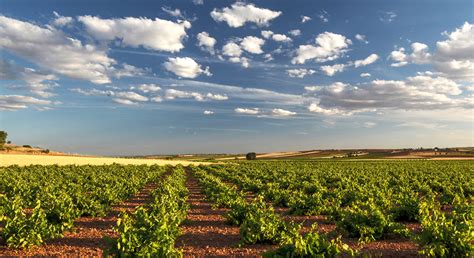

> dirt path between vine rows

[
  {"left": 175, "top": 173, "right": 275, "bottom": 257},
  {"left": 0, "top": 183, "right": 158, "bottom": 257}
]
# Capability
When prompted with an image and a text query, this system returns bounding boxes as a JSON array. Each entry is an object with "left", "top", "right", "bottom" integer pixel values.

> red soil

[{"left": 175, "top": 174, "right": 276, "bottom": 257}]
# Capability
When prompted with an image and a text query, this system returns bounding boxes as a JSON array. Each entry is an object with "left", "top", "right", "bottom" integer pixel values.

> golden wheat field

[{"left": 0, "top": 154, "right": 208, "bottom": 167}]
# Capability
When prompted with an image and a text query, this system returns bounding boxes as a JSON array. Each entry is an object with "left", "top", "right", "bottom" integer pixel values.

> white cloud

[
  {"left": 0, "top": 95, "right": 52, "bottom": 111},
  {"left": 113, "top": 63, "right": 145, "bottom": 78},
  {"left": 317, "top": 11, "right": 329, "bottom": 23},
  {"left": 308, "top": 103, "right": 347, "bottom": 115},
  {"left": 389, "top": 42, "right": 431, "bottom": 67},
  {"left": 320, "top": 63, "right": 347, "bottom": 76},
  {"left": 261, "top": 30, "right": 291, "bottom": 42},
  {"left": 197, "top": 31, "right": 217, "bottom": 55},
  {"left": 150, "top": 96, "right": 163, "bottom": 103},
  {"left": 354, "top": 53, "right": 379, "bottom": 67},
  {"left": 113, "top": 98, "right": 138, "bottom": 106},
  {"left": 70, "top": 88, "right": 113, "bottom": 96},
  {"left": 52, "top": 11, "right": 73, "bottom": 27},
  {"left": 240, "top": 36, "right": 265, "bottom": 54},
  {"left": 222, "top": 42, "right": 242, "bottom": 57},
  {"left": 355, "top": 34, "right": 369, "bottom": 44},
  {"left": 360, "top": 73, "right": 371, "bottom": 77},
  {"left": 261, "top": 30, "right": 274, "bottom": 39},
  {"left": 264, "top": 53, "right": 274, "bottom": 62},
  {"left": 137, "top": 84, "right": 161, "bottom": 93},
  {"left": 203, "top": 110, "right": 214, "bottom": 115},
  {"left": 379, "top": 11, "right": 397, "bottom": 23},
  {"left": 115, "top": 91, "right": 148, "bottom": 102},
  {"left": 0, "top": 16, "right": 119, "bottom": 84},
  {"left": 288, "top": 29, "right": 301, "bottom": 37},
  {"left": 292, "top": 32, "right": 352, "bottom": 64},
  {"left": 228, "top": 56, "right": 250, "bottom": 68},
  {"left": 235, "top": 107, "right": 260, "bottom": 115},
  {"left": 304, "top": 75, "right": 470, "bottom": 114},
  {"left": 165, "top": 89, "right": 227, "bottom": 102},
  {"left": 272, "top": 33, "right": 291, "bottom": 42},
  {"left": 434, "top": 22, "right": 474, "bottom": 82},
  {"left": 193, "top": 0, "right": 204, "bottom": 5},
  {"left": 211, "top": 3, "right": 281, "bottom": 28},
  {"left": 206, "top": 93, "right": 228, "bottom": 101},
  {"left": 161, "top": 7, "right": 183, "bottom": 18},
  {"left": 78, "top": 15, "right": 191, "bottom": 52},
  {"left": 287, "top": 68, "right": 316, "bottom": 78},
  {"left": 363, "top": 122, "right": 377, "bottom": 128},
  {"left": 272, "top": 108, "right": 296, "bottom": 116},
  {"left": 0, "top": 60, "right": 58, "bottom": 98},
  {"left": 164, "top": 57, "right": 211, "bottom": 78},
  {"left": 301, "top": 15, "right": 311, "bottom": 23}
]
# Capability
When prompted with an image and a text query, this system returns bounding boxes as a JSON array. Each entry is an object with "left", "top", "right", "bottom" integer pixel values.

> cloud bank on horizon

[{"left": 0, "top": 0, "right": 473, "bottom": 154}]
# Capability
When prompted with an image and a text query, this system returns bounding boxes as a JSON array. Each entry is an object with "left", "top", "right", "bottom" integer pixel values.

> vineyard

[{"left": 0, "top": 160, "right": 473, "bottom": 257}]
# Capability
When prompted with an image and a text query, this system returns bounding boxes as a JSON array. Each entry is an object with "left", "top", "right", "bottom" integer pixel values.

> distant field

[{"left": 0, "top": 154, "right": 208, "bottom": 166}]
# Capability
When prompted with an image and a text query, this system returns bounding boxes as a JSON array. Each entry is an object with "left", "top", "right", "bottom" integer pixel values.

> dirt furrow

[
  {"left": 175, "top": 174, "right": 274, "bottom": 257},
  {"left": 0, "top": 183, "right": 158, "bottom": 257}
]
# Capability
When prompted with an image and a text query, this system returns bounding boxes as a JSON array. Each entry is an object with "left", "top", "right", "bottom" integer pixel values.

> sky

[{"left": 0, "top": 0, "right": 473, "bottom": 155}]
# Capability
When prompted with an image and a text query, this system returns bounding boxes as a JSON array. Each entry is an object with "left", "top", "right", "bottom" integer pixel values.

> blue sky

[{"left": 0, "top": 0, "right": 473, "bottom": 155}]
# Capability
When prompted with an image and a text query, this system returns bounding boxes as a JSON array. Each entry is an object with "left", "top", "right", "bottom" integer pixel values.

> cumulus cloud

[
  {"left": 52, "top": 11, "right": 73, "bottom": 27},
  {"left": 320, "top": 64, "right": 347, "bottom": 76},
  {"left": 261, "top": 30, "right": 273, "bottom": 39},
  {"left": 389, "top": 42, "right": 431, "bottom": 67},
  {"left": 0, "top": 16, "right": 120, "bottom": 84},
  {"left": 211, "top": 3, "right": 281, "bottom": 28},
  {"left": 292, "top": 32, "right": 352, "bottom": 64},
  {"left": 240, "top": 36, "right": 265, "bottom": 54},
  {"left": 305, "top": 74, "right": 470, "bottom": 115},
  {"left": 0, "top": 95, "right": 52, "bottom": 111},
  {"left": 165, "top": 89, "right": 227, "bottom": 102},
  {"left": 137, "top": 84, "right": 161, "bottom": 93},
  {"left": 301, "top": 15, "right": 311, "bottom": 23},
  {"left": 287, "top": 68, "right": 316, "bottom": 78},
  {"left": 164, "top": 57, "right": 212, "bottom": 78},
  {"left": 222, "top": 42, "right": 243, "bottom": 57},
  {"left": 78, "top": 15, "right": 191, "bottom": 52},
  {"left": 319, "top": 54, "right": 378, "bottom": 76},
  {"left": 271, "top": 33, "right": 292, "bottom": 42},
  {"left": 203, "top": 110, "right": 214, "bottom": 115},
  {"left": 235, "top": 107, "right": 260, "bottom": 115},
  {"left": 288, "top": 29, "right": 301, "bottom": 37},
  {"left": 197, "top": 31, "right": 217, "bottom": 55},
  {"left": 261, "top": 30, "right": 291, "bottom": 42},
  {"left": 360, "top": 73, "right": 371, "bottom": 77},
  {"left": 389, "top": 23, "right": 473, "bottom": 82},
  {"left": 115, "top": 91, "right": 148, "bottom": 102},
  {"left": 434, "top": 22, "right": 474, "bottom": 82},
  {"left": 272, "top": 108, "right": 296, "bottom": 116},
  {"left": 355, "top": 34, "right": 369, "bottom": 44},
  {"left": 354, "top": 54, "right": 379, "bottom": 67}
]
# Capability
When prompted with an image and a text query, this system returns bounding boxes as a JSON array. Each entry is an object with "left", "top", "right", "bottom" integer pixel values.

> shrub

[{"left": 246, "top": 152, "right": 257, "bottom": 160}]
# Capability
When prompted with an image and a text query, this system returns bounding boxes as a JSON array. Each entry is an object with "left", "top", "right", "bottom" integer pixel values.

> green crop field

[{"left": 1, "top": 160, "right": 473, "bottom": 257}]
